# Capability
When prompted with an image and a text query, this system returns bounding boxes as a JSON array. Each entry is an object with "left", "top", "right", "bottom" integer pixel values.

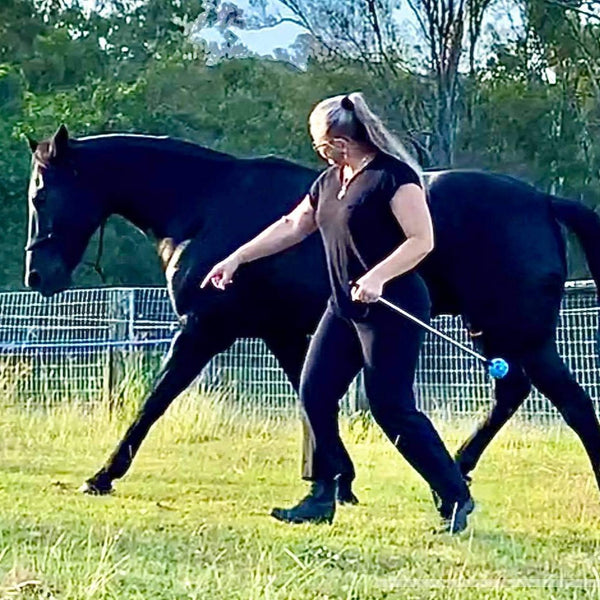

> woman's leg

[
  {"left": 354, "top": 280, "right": 473, "bottom": 532},
  {"left": 271, "top": 304, "right": 364, "bottom": 523}
]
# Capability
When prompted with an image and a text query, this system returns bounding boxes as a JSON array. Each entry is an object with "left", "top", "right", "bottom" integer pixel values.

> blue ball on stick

[{"left": 487, "top": 358, "right": 509, "bottom": 379}]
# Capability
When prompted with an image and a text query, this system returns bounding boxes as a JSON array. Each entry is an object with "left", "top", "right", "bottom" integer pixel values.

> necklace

[{"left": 337, "top": 153, "right": 376, "bottom": 200}]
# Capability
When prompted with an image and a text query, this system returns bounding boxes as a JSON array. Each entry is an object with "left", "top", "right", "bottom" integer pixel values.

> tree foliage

[{"left": 0, "top": 0, "right": 599, "bottom": 289}]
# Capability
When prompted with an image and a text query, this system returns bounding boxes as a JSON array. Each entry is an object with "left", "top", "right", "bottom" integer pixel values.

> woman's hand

[
  {"left": 351, "top": 271, "right": 385, "bottom": 303},
  {"left": 200, "top": 253, "right": 241, "bottom": 290}
]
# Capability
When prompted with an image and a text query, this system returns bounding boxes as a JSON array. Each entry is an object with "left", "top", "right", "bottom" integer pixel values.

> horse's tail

[
  {"left": 551, "top": 196, "right": 600, "bottom": 359},
  {"left": 551, "top": 197, "right": 600, "bottom": 299}
]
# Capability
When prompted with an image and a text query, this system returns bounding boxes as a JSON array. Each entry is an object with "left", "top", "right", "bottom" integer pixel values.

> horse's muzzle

[{"left": 24, "top": 265, "right": 70, "bottom": 297}]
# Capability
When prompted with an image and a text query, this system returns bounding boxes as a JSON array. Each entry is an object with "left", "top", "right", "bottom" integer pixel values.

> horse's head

[{"left": 25, "top": 125, "right": 107, "bottom": 296}]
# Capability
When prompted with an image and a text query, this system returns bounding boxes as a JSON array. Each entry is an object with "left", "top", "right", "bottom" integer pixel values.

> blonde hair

[{"left": 308, "top": 92, "right": 422, "bottom": 178}]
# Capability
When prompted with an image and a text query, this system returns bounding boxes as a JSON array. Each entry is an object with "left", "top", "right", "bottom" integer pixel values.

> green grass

[{"left": 1, "top": 395, "right": 600, "bottom": 599}]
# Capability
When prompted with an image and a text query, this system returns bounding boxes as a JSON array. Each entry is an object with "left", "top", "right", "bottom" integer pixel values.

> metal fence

[{"left": 0, "top": 282, "right": 598, "bottom": 422}]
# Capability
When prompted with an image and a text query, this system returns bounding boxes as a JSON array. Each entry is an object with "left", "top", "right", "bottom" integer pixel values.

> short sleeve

[
  {"left": 308, "top": 168, "right": 329, "bottom": 210},
  {"left": 388, "top": 159, "right": 422, "bottom": 191}
]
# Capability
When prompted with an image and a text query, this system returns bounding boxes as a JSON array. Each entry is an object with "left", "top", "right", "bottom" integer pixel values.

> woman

[{"left": 201, "top": 93, "right": 474, "bottom": 534}]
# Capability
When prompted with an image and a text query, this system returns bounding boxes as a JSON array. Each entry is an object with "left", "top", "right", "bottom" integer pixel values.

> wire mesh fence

[{"left": 0, "top": 282, "right": 598, "bottom": 422}]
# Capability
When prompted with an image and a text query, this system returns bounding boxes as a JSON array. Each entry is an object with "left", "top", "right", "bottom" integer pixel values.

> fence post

[{"left": 104, "top": 289, "right": 133, "bottom": 408}]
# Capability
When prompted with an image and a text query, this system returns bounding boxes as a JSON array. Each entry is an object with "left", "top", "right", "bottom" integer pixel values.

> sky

[
  {"left": 198, "top": 0, "right": 306, "bottom": 56},
  {"left": 80, "top": 0, "right": 525, "bottom": 67},
  {"left": 194, "top": 0, "right": 525, "bottom": 67}
]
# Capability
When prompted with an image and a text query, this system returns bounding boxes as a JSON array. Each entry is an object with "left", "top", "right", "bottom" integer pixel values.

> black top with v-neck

[{"left": 308, "top": 152, "right": 423, "bottom": 319}]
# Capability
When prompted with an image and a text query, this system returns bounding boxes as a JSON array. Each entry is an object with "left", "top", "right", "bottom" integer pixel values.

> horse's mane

[
  {"left": 77, "top": 133, "right": 235, "bottom": 162},
  {"left": 34, "top": 132, "right": 314, "bottom": 173}
]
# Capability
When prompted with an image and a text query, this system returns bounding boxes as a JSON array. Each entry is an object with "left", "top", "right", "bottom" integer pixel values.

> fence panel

[{"left": 0, "top": 283, "right": 597, "bottom": 421}]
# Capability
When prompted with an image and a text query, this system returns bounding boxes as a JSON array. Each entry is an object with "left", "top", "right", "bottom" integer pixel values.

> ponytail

[{"left": 345, "top": 93, "right": 422, "bottom": 179}]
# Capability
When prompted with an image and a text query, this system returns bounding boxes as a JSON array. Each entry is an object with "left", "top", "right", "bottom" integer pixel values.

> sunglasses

[{"left": 312, "top": 138, "right": 347, "bottom": 158}]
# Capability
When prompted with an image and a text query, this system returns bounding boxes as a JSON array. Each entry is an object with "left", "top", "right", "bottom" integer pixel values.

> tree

[
  {"left": 1, "top": 0, "right": 600, "bottom": 288},
  {"left": 218, "top": 0, "right": 499, "bottom": 165}
]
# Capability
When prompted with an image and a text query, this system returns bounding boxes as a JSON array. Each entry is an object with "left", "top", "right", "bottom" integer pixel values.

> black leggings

[{"left": 300, "top": 280, "right": 469, "bottom": 505}]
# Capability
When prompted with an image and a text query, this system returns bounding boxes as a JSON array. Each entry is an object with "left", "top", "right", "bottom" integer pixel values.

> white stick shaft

[{"left": 377, "top": 296, "right": 488, "bottom": 363}]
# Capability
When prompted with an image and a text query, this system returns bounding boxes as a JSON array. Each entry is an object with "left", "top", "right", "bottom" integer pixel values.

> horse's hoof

[
  {"left": 79, "top": 478, "right": 113, "bottom": 495},
  {"left": 336, "top": 476, "right": 359, "bottom": 505},
  {"left": 337, "top": 488, "right": 360, "bottom": 505}
]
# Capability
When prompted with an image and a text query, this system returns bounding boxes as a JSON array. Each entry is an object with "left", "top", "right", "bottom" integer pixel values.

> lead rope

[{"left": 85, "top": 220, "right": 107, "bottom": 283}]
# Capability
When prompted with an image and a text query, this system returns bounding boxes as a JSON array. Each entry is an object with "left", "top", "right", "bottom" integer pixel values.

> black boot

[
  {"left": 437, "top": 494, "right": 475, "bottom": 534},
  {"left": 271, "top": 480, "right": 336, "bottom": 524},
  {"left": 336, "top": 475, "right": 359, "bottom": 505}
]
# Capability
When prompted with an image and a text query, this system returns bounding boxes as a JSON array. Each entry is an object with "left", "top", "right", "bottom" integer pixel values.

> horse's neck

[
  {"left": 114, "top": 188, "right": 191, "bottom": 242},
  {"left": 86, "top": 142, "right": 209, "bottom": 243},
  {"left": 79, "top": 137, "right": 305, "bottom": 248}
]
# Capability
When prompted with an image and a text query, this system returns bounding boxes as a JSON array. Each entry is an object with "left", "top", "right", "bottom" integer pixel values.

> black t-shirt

[{"left": 309, "top": 152, "right": 422, "bottom": 319}]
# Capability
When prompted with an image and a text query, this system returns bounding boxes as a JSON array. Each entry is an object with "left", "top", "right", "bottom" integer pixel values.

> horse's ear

[
  {"left": 26, "top": 135, "right": 38, "bottom": 153},
  {"left": 51, "top": 124, "right": 69, "bottom": 154}
]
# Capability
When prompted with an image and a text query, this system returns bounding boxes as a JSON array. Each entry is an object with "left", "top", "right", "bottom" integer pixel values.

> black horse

[{"left": 24, "top": 126, "right": 600, "bottom": 499}]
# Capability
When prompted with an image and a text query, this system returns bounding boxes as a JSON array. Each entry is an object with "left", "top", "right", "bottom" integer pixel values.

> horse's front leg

[{"left": 81, "top": 315, "right": 235, "bottom": 494}]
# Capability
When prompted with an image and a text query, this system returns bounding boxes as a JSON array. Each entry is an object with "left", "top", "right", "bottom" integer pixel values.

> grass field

[{"left": 1, "top": 394, "right": 600, "bottom": 599}]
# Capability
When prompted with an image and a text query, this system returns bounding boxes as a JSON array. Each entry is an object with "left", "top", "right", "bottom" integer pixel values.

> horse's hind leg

[
  {"left": 455, "top": 362, "right": 532, "bottom": 479},
  {"left": 83, "top": 317, "right": 235, "bottom": 494},
  {"left": 522, "top": 340, "right": 600, "bottom": 491}
]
